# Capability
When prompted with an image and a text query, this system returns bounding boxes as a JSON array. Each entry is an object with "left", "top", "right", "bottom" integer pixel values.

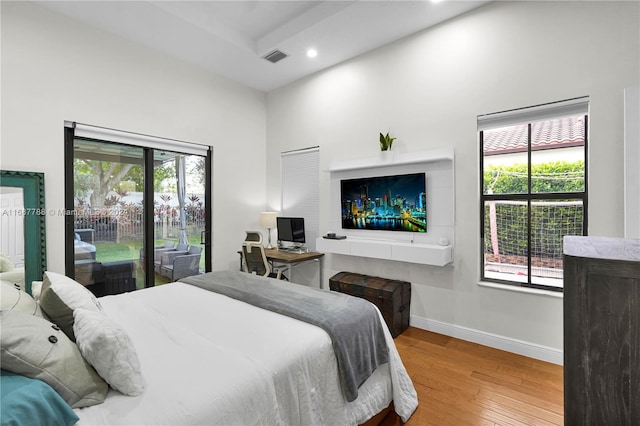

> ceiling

[{"left": 35, "top": 0, "right": 491, "bottom": 92}]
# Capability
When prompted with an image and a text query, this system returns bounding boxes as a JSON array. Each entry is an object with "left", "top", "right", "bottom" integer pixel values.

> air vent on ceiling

[{"left": 263, "top": 49, "right": 288, "bottom": 64}]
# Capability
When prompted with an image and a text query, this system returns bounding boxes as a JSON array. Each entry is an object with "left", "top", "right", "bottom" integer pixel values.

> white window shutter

[{"left": 280, "top": 147, "right": 320, "bottom": 250}]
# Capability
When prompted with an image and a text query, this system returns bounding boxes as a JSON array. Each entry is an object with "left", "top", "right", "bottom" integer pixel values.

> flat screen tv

[
  {"left": 341, "top": 172, "right": 426, "bottom": 232},
  {"left": 276, "top": 217, "right": 306, "bottom": 244}
]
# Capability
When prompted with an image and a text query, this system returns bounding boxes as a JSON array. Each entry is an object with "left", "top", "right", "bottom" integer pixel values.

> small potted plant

[{"left": 379, "top": 131, "right": 396, "bottom": 151}]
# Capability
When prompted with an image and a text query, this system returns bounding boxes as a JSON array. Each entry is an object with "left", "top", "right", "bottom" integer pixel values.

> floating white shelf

[
  {"left": 324, "top": 147, "right": 455, "bottom": 267},
  {"left": 327, "top": 148, "right": 454, "bottom": 172},
  {"left": 316, "top": 237, "right": 453, "bottom": 267}
]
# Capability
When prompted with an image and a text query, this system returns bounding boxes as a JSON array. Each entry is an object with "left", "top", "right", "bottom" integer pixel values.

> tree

[
  {"left": 73, "top": 159, "right": 94, "bottom": 200},
  {"left": 83, "top": 160, "right": 134, "bottom": 208},
  {"left": 125, "top": 162, "right": 175, "bottom": 192},
  {"left": 189, "top": 156, "right": 206, "bottom": 189},
  {"left": 74, "top": 159, "right": 176, "bottom": 208}
]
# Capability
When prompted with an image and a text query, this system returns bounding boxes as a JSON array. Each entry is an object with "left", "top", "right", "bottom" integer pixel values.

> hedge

[
  {"left": 483, "top": 160, "right": 585, "bottom": 194},
  {"left": 483, "top": 160, "right": 585, "bottom": 257}
]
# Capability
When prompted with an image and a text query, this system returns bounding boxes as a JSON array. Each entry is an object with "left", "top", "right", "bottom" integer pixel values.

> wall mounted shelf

[
  {"left": 323, "top": 147, "right": 455, "bottom": 267},
  {"left": 316, "top": 237, "right": 453, "bottom": 267},
  {"left": 327, "top": 148, "right": 454, "bottom": 172}
]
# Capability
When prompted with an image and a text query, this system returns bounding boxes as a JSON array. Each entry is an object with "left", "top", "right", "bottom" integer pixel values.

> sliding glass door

[
  {"left": 65, "top": 125, "right": 211, "bottom": 296},
  {"left": 152, "top": 151, "right": 207, "bottom": 284}
]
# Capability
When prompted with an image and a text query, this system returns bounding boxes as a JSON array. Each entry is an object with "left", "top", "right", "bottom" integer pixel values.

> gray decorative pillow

[
  {"left": 39, "top": 271, "right": 103, "bottom": 341},
  {"left": 0, "top": 310, "right": 108, "bottom": 408},
  {"left": 0, "top": 281, "right": 43, "bottom": 317}
]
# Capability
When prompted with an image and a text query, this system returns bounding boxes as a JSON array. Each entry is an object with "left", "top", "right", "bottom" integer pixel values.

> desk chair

[
  {"left": 245, "top": 231, "right": 263, "bottom": 244},
  {"left": 241, "top": 241, "right": 281, "bottom": 279}
]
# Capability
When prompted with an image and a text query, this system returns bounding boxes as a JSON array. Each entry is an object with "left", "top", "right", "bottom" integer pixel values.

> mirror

[{"left": 0, "top": 170, "right": 47, "bottom": 295}]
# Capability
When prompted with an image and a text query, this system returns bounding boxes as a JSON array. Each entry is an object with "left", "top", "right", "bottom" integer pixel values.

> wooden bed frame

[{"left": 362, "top": 403, "right": 396, "bottom": 426}]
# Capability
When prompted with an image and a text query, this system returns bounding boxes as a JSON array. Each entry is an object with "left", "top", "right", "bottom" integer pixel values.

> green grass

[{"left": 94, "top": 236, "right": 205, "bottom": 270}]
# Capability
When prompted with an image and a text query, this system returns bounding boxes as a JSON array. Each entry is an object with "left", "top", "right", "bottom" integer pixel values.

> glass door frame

[{"left": 64, "top": 126, "right": 212, "bottom": 287}]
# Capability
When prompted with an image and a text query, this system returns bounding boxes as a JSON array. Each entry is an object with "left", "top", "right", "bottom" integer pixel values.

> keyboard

[{"left": 279, "top": 247, "right": 309, "bottom": 254}]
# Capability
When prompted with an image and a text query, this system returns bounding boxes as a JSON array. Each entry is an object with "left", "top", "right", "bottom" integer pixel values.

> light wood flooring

[{"left": 381, "top": 327, "right": 563, "bottom": 426}]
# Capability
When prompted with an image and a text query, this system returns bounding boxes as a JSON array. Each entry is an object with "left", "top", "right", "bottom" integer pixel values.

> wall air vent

[{"left": 263, "top": 49, "right": 288, "bottom": 64}]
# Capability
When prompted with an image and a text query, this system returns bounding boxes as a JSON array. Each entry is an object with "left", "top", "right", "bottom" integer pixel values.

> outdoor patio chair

[
  {"left": 74, "top": 232, "right": 97, "bottom": 260},
  {"left": 154, "top": 243, "right": 188, "bottom": 273},
  {"left": 160, "top": 245, "right": 202, "bottom": 281},
  {"left": 140, "top": 240, "right": 176, "bottom": 262}
]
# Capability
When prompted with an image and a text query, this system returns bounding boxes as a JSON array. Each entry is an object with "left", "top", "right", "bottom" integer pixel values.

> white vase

[{"left": 379, "top": 150, "right": 394, "bottom": 161}]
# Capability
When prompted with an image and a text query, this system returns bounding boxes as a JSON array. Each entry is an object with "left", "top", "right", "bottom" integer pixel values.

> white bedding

[{"left": 75, "top": 282, "right": 417, "bottom": 425}]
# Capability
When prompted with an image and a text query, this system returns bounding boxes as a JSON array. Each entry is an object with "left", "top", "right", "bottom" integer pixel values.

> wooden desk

[{"left": 264, "top": 248, "right": 325, "bottom": 289}]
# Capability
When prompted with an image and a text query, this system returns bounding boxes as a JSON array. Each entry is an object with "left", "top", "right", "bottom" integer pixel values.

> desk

[
  {"left": 265, "top": 249, "right": 325, "bottom": 289},
  {"left": 237, "top": 248, "right": 325, "bottom": 288}
]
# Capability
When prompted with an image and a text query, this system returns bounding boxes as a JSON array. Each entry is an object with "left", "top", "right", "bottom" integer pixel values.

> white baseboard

[{"left": 410, "top": 315, "right": 563, "bottom": 365}]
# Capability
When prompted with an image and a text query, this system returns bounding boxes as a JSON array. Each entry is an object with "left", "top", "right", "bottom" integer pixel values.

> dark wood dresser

[
  {"left": 563, "top": 236, "right": 640, "bottom": 425},
  {"left": 329, "top": 272, "right": 410, "bottom": 337}
]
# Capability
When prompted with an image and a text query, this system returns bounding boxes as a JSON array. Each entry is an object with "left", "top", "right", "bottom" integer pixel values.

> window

[
  {"left": 479, "top": 98, "right": 588, "bottom": 291},
  {"left": 280, "top": 147, "right": 319, "bottom": 250}
]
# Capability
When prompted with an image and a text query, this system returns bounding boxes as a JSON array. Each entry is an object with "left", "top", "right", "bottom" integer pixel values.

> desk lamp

[{"left": 259, "top": 212, "right": 278, "bottom": 249}]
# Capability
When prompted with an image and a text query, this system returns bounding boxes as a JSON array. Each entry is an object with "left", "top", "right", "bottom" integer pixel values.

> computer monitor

[{"left": 276, "top": 217, "right": 306, "bottom": 246}]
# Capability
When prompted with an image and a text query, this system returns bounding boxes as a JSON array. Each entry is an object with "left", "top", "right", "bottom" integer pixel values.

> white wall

[
  {"left": 267, "top": 1, "right": 640, "bottom": 362},
  {"left": 0, "top": 1, "right": 267, "bottom": 273},
  {"left": 624, "top": 86, "right": 640, "bottom": 238}
]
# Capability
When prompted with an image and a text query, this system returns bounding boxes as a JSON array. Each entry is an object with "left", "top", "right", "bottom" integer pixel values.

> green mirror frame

[{"left": 0, "top": 170, "right": 47, "bottom": 294}]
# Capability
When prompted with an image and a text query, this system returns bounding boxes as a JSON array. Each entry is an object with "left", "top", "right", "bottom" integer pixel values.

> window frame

[{"left": 479, "top": 112, "right": 589, "bottom": 292}]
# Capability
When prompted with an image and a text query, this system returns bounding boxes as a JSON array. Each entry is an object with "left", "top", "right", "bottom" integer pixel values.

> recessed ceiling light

[{"left": 307, "top": 49, "right": 318, "bottom": 58}]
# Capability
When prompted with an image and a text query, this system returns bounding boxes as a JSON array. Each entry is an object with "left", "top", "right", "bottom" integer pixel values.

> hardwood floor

[{"left": 381, "top": 327, "right": 563, "bottom": 426}]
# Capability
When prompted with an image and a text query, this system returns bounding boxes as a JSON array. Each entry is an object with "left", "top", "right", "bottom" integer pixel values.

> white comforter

[{"left": 75, "top": 282, "right": 417, "bottom": 425}]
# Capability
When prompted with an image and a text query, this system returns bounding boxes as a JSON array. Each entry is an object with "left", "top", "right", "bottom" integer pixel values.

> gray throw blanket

[{"left": 180, "top": 270, "right": 389, "bottom": 402}]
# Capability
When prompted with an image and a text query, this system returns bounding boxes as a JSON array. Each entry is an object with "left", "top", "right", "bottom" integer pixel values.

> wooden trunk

[{"left": 329, "top": 272, "right": 410, "bottom": 338}]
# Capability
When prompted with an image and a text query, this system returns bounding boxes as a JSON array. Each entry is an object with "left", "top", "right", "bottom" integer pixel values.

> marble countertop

[{"left": 563, "top": 236, "right": 640, "bottom": 262}]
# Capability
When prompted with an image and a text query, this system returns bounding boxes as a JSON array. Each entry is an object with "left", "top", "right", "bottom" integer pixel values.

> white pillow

[
  {"left": 73, "top": 308, "right": 145, "bottom": 396},
  {"left": 39, "top": 271, "right": 103, "bottom": 341},
  {"left": 31, "top": 281, "right": 43, "bottom": 301},
  {"left": 0, "top": 253, "right": 14, "bottom": 272}
]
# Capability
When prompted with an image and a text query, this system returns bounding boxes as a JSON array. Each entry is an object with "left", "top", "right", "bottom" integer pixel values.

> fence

[
  {"left": 484, "top": 200, "right": 583, "bottom": 272},
  {"left": 74, "top": 208, "right": 205, "bottom": 243}
]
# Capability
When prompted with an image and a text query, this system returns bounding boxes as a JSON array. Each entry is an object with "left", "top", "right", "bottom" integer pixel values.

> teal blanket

[{"left": 180, "top": 270, "right": 389, "bottom": 402}]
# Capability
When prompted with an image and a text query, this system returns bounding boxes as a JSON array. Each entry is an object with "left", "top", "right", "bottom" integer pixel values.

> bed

[{"left": 1, "top": 269, "right": 418, "bottom": 425}]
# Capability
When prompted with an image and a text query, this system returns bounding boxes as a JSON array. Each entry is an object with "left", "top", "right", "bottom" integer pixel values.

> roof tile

[{"left": 483, "top": 116, "right": 585, "bottom": 154}]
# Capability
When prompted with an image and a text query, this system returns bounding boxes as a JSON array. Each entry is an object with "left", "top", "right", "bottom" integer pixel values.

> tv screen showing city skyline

[{"left": 340, "top": 172, "right": 427, "bottom": 232}]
